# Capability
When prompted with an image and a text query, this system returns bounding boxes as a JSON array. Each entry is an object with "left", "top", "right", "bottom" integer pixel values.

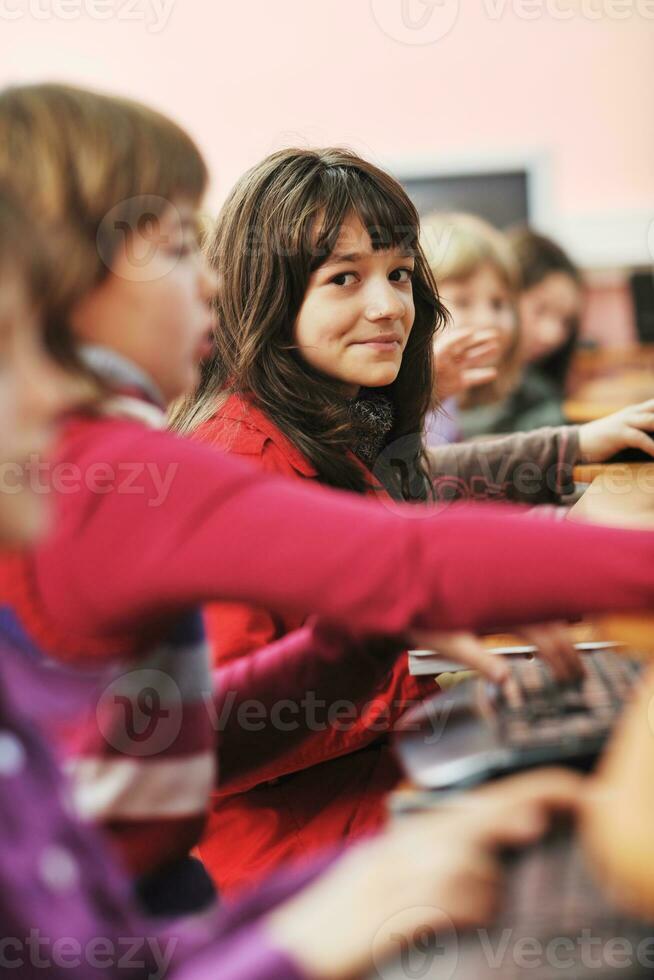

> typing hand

[
  {"left": 578, "top": 399, "right": 654, "bottom": 463},
  {"left": 409, "top": 623, "right": 584, "bottom": 685},
  {"left": 433, "top": 327, "right": 501, "bottom": 399},
  {"left": 266, "top": 768, "right": 581, "bottom": 980},
  {"left": 514, "top": 621, "right": 586, "bottom": 684},
  {"left": 408, "top": 629, "right": 510, "bottom": 684}
]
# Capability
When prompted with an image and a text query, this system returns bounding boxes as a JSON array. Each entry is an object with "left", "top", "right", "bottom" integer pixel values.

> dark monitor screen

[
  {"left": 630, "top": 270, "right": 654, "bottom": 343},
  {"left": 400, "top": 170, "right": 530, "bottom": 230}
]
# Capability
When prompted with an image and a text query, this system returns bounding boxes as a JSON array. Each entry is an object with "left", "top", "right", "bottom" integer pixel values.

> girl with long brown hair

[
  {"left": 175, "top": 147, "right": 441, "bottom": 500},
  {"left": 174, "top": 147, "right": 654, "bottom": 893}
]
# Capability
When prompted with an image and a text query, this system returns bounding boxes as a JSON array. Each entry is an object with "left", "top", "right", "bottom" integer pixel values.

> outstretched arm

[{"left": 36, "top": 417, "right": 654, "bottom": 644}]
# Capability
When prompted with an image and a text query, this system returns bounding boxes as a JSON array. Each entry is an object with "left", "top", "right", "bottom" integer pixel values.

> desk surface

[
  {"left": 570, "top": 463, "right": 654, "bottom": 651},
  {"left": 564, "top": 346, "right": 654, "bottom": 423},
  {"left": 570, "top": 463, "right": 654, "bottom": 528}
]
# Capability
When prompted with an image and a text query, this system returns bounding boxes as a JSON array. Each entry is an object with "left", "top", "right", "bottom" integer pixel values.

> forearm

[
  {"left": 428, "top": 426, "right": 580, "bottom": 504},
  {"left": 40, "top": 422, "right": 654, "bottom": 642}
]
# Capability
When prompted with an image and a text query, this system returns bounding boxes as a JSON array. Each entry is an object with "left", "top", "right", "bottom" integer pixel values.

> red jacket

[
  {"left": 194, "top": 394, "right": 437, "bottom": 891},
  {"left": 5, "top": 395, "right": 654, "bottom": 886}
]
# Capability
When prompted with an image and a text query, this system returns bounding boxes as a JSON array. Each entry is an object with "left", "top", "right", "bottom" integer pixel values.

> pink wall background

[{"left": 1, "top": 0, "right": 652, "bottom": 337}]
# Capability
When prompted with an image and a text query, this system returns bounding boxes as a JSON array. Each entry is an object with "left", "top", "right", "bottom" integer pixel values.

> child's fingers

[
  {"left": 517, "top": 623, "right": 585, "bottom": 682},
  {"left": 460, "top": 344, "right": 502, "bottom": 368},
  {"left": 624, "top": 427, "right": 654, "bottom": 457},
  {"left": 460, "top": 367, "right": 499, "bottom": 389},
  {"left": 435, "top": 327, "right": 479, "bottom": 355},
  {"left": 626, "top": 399, "right": 654, "bottom": 415},
  {"left": 453, "top": 769, "right": 583, "bottom": 845},
  {"left": 627, "top": 410, "right": 654, "bottom": 429},
  {"left": 454, "top": 337, "right": 502, "bottom": 362},
  {"left": 408, "top": 630, "right": 509, "bottom": 684},
  {"left": 479, "top": 767, "right": 584, "bottom": 810},
  {"left": 460, "top": 337, "right": 502, "bottom": 358},
  {"left": 435, "top": 327, "right": 501, "bottom": 358},
  {"left": 458, "top": 327, "right": 503, "bottom": 348}
]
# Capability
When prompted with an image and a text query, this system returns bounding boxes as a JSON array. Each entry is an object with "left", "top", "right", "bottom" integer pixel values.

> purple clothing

[
  {"left": 424, "top": 398, "right": 460, "bottom": 447},
  {"left": 0, "top": 640, "right": 326, "bottom": 980}
]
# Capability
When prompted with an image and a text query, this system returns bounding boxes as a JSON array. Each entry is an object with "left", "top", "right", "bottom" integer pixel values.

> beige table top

[
  {"left": 570, "top": 464, "right": 654, "bottom": 651},
  {"left": 564, "top": 346, "right": 654, "bottom": 423}
]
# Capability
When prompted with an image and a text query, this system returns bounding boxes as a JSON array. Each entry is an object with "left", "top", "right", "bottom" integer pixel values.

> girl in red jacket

[
  {"left": 3, "top": 87, "right": 654, "bottom": 914},
  {"left": 0, "top": 176, "right": 589, "bottom": 980},
  {"left": 173, "top": 147, "right": 654, "bottom": 891}
]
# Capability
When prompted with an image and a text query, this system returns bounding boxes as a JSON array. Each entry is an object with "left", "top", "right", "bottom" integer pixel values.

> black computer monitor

[
  {"left": 630, "top": 270, "right": 654, "bottom": 343},
  {"left": 400, "top": 169, "right": 530, "bottom": 229}
]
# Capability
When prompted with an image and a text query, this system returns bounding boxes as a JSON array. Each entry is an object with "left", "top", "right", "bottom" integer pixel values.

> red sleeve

[
  {"left": 199, "top": 429, "right": 434, "bottom": 785},
  {"left": 32, "top": 416, "right": 654, "bottom": 644},
  {"left": 214, "top": 621, "right": 435, "bottom": 793},
  {"left": 204, "top": 438, "right": 307, "bottom": 666},
  {"left": 205, "top": 602, "right": 285, "bottom": 664}
]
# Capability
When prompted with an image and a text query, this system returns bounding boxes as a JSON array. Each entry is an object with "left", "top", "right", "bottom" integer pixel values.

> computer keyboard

[
  {"left": 376, "top": 826, "right": 654, "bottom": 979},
  {"left": 498, "top": 651, "right": 643, "bottom": 752},
  {"left": 393, "top": 650, "right": 644, "bottom": 791}
]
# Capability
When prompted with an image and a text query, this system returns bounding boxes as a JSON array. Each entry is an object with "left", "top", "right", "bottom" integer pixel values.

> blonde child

[{"left": 421, "top": 211, "right": 521, "bottom": 443}]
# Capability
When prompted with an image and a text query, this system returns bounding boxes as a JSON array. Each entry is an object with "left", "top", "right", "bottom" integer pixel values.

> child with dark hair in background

[
  {"left": 505, "top": 227, "right": 584, "bottom": 430},
  {"left": 423, "top": 221, "right": 583, "bottom": 438}
]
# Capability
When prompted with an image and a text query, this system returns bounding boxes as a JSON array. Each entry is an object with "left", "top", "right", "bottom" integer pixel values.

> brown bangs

[{"left": 308, "top": 163, "right": 421, "bottom": 269}]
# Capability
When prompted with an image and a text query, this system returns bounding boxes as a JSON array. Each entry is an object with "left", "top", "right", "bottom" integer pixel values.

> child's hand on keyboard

[
  {"left": 578, "top": 399, "right": 654, "bottom": 462},
  {"left": 266, "top": 768, "right": 581, "bottom": 980},
  {"left": 471, "top": 766, "right": 583, "bottom": 815},
  {"left": 408, "top": 629, "right": 510, "bottom": 684},
  {"left": 408, "top": 623, "right": 584, "bottom": 685},
  {"left": 514, "top": 622, "right": 586, "bottom": 683}
]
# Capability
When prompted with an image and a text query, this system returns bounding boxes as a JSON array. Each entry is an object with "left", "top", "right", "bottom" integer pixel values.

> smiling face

[
  {"left": 518, "top": 271, "right": 583, "bottom": 365},
  {"left": 293, "top": 214, "right": 416, "bottom": 395},
  {"left": 438, "top": 262, "right": 516, "bottom": 358},
  {"left": 70, "top": 202, "right": 217, "bottom": 404}
]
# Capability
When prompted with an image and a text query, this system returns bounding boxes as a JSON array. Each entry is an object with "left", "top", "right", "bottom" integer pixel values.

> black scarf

[{"left": 347, "top": 392, "right": 394, "bottom": 470}]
